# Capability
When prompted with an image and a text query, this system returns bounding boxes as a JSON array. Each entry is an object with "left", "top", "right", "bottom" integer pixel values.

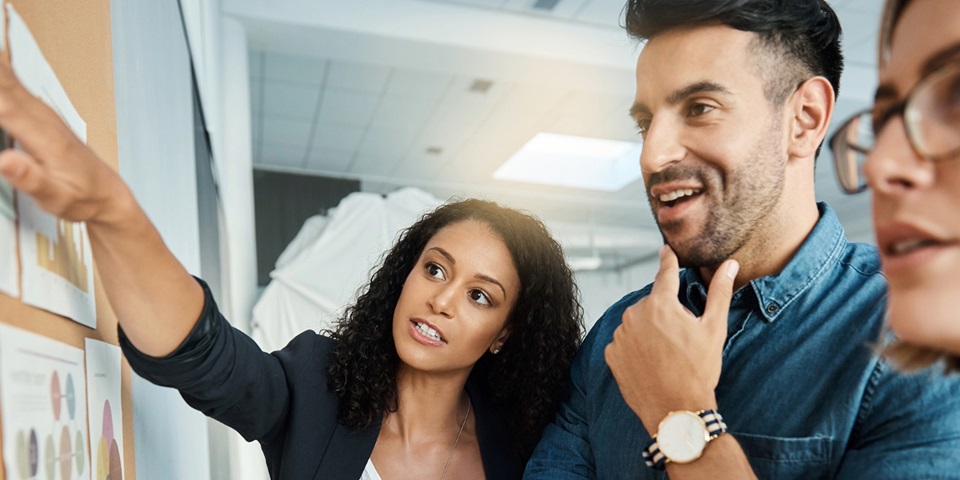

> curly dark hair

[
  {"left": 326, "top": 198, "right": 584, "bottom": 456},
  {"left": 624, "top": 0, "right": 843, "bottom": 104}
]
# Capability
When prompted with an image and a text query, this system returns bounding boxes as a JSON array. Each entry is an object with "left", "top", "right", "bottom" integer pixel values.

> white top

[{"left": 360, "top": 459, "right": 383, "bottom": 480}]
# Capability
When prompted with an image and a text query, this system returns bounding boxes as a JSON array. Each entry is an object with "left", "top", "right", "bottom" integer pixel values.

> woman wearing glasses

[{"left": 830, "top": 0, "right": 960, "bottom": 371}]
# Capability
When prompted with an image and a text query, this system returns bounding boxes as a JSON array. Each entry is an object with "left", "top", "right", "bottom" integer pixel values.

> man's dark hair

[{"left": 624, "top": 0, "right": 844, "bottom": 104}]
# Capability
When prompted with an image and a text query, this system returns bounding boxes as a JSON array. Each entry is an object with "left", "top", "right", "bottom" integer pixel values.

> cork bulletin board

[{"left": 0, "top": 0, "right": 136, "bottom": 479}]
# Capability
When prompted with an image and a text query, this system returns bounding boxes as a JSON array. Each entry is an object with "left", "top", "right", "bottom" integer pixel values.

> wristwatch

[{"left": 642, "top": 409, "right": 727, "bottom": 470}]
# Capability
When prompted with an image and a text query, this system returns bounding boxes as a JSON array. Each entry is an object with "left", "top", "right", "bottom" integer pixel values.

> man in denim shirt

[{"left": 525, "top": 0, "right": 960, "bottom": 478}]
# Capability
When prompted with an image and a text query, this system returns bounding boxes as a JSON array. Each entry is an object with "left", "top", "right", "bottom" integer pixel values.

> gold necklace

[{"left": 439, "top": 397, "right": 471, "bottom": 480}]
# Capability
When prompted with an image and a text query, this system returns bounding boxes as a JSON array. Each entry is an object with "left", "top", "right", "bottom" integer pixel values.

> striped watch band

[{"left": 642, "top": 409, "right": 727, "bottom": 470}]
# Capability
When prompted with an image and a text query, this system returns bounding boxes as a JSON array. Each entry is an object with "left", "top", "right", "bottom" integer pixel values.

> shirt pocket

[{"left": 734, "top": 432, "right": 833, "bottom": 480}]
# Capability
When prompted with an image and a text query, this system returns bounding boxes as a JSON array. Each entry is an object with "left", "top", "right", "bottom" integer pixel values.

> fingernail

[{"left": 727, "top": 260, "right": 740, "bottom": 279}]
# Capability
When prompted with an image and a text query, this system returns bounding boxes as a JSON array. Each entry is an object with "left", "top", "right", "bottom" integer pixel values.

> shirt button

[{"left": 765, "top": 303, "right": 779, "bottom": 314}]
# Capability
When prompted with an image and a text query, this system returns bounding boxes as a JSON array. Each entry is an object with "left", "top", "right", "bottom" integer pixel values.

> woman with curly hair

[
  {"left": 0, "top": 47, "right": 583, "bottom": 476},
  {"left": 322, "top": 198, "right": 584, "bottom": 478}
]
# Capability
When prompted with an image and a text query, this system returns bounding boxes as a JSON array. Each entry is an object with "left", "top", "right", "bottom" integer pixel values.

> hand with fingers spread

[
  {"left": 0, "top": 54, "right": 133, "bottom": 225},
  {"left": 0, "top": 51, "right": 203, "bottom": 358},
  {"left": 604, "top": 244, "right": 739, "bottom": 434}
]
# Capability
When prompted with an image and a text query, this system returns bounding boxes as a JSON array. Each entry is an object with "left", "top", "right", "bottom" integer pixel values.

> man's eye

[
  {"left": 688, "top": 103, "right": 715, "bottom": 117},
  {"left": 636, "top": 119, "right": 651, "bottom": 138}
]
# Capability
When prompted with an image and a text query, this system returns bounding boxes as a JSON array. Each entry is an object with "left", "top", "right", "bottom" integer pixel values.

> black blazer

[{"left": 120, "top": 280, "right": 524, "bottom": 479}]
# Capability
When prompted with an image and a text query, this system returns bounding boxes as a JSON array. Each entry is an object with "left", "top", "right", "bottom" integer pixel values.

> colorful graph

[
  {"left": 0, "top": 325, "right": 90, "bottom": 480},
  {"left": 36, "top": 219, "right": 89, "bottom": 293},
  {"left": 15, "top": 429, "right": 39, "bottom": 479},
  {"left": 96, "top": 400, "right": 122, "bottom": 480},
  {"left": 50, "top": 371, "right": 78, "bottom": 422},
  {"left": 41, "top": 426, "right": 85, "bottom": 480}
]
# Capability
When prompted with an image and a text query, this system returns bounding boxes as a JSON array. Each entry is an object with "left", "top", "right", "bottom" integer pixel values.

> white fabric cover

[{"left": 251, "top": 187, "right": 442, "bottom": 352}]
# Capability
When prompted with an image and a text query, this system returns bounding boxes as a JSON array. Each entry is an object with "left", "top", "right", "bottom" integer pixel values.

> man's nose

[{"left": 640, "top": 116, "right": 686, "bottom": 175}]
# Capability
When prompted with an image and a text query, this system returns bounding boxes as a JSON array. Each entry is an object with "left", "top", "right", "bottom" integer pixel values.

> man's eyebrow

[
  {"left": 629, "top": 101, "right": 650, "bottom": 119},
  {"left": 629, "top": 81, "right": 731, "bottom": 119},
  {"left": 666, "top": 81, "right": 731, "bottom": 105}
]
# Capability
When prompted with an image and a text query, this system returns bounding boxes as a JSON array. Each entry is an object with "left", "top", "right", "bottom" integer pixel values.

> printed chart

[
  {"left": 9, "top": 4, "right": 95, "bottom": 328},
  {"left": 84, "top": 339, "right": 123, "bottom": 480},
  {"left": 0, "top": 323, "right": 90, "bottom": 480}
]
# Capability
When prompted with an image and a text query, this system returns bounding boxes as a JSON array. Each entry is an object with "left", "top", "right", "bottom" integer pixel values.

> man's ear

[{"left": 787, "top": 76, "right": 834, "bottom": 159}]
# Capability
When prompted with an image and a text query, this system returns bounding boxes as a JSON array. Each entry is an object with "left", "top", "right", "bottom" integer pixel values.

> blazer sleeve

[{"left": 118, "top": 277, "right": 295, "bottom": 445}]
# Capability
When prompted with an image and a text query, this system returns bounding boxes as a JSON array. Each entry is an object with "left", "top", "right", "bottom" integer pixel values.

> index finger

[
  {"left": 703, "top": 258, "right": 739, "bottom": 330},
  {"left": 649, "top": 244, "right": 681, "bottom": 298}
]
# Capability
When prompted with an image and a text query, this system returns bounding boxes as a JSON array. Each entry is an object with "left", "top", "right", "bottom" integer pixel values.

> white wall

[{"left": 110, "top": 0, "right": 211, "bottom": 479}]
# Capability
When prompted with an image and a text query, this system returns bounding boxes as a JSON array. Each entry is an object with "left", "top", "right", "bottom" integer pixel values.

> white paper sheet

[
  {"left": 8, "top": 4, "right": 95, "bottom": 328},
  {"left": 84, "top": 339, "right": 124, "bottom": 480},
  {"left": 0, "top": 324, "right": 91, "bottom": 480}
]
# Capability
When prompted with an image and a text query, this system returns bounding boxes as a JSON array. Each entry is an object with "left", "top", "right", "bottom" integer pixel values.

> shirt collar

[{"left": 680, "top": 203, "right": 846, "bottom": 323}]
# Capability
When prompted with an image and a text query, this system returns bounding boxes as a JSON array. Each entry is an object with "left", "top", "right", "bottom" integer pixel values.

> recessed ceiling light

[
  {"left": 426, "top": 146, "right": 443, "bottom": 155},
  {"left": 469, "top": 79, "right": 493, "bottom": 93},
  {"left": 493, "top": 133, "right": 643, "bottom": 191}
]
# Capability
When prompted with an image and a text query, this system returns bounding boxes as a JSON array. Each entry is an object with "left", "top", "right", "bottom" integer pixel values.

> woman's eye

[
  {"left": 469, "top": 289, "right": 491, "bottom": 306},
  {"left": 426, "top": 263, "right": 445, "bottom": 280}
]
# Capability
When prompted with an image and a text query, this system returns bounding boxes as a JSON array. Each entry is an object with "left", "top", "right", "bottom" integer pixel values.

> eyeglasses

[{"left": 829, "top": 60, "right": 960, "bottom": 194}]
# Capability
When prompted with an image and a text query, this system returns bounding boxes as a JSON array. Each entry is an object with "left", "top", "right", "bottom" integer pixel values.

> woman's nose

[{"left": 864, "top": 116, "right": 936, "bottom": 195}]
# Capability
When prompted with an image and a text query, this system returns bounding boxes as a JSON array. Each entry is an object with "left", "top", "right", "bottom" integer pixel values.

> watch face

[{"left": 657, "top": 411, "right": 709, "bottom": 463}]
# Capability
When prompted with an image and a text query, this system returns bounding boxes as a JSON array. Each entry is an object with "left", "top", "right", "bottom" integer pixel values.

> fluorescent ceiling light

[{"left": 493, "top": 133, "right": 643, "bottom": 191}]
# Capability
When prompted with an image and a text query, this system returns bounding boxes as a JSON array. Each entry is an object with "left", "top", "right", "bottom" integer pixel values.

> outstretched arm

[
  {"left": 0, "top": 54, "right": 203, "bottom": 357},
  {"left": 604, "top": 245, "right": 757, "bottom": 479}
]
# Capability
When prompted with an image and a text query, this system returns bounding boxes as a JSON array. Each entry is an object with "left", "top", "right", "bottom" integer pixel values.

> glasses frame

[{"left": 829, "top": 60, "right": 960, "bottom": 194}]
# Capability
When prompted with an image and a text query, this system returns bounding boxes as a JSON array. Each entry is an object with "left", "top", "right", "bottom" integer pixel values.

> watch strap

[{"left": 642, "top": 409, "right": 727, "bottom": 470}]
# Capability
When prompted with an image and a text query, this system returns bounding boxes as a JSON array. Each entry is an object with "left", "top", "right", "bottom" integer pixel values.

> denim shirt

[{"left": 526, "top": 204, "right": 960, "bottom": 479}]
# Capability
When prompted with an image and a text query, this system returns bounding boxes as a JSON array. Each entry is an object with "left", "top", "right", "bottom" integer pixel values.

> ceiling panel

[
  {"left": 262, "top": 116, "right": 313, "bottom": 147},
  {"left": 260, "top": 143, "right": 307, "bottom": 168},
  {"left": 310, "top": 123, "right": 367, "bottom": 152},
  {"left": 262, "top": 82, "right": 321, "bottom": 119},
  {"left": 384, "top": 68, "right": 455, "bottom": 99},
  {"left": 263, "top": 51, "right": 327, "bottom": 84},
  {"left": 326, "top": 61, "right": 392, "bottom": 93},
  {"left": 370, "top": 97, "right": 439, "bottom": 131},
  {"left": 353, "top": 128, "right": 419, "bottom": 167},
  {"left": 317, "top": 90, "right": 381, "bottom": 126}
]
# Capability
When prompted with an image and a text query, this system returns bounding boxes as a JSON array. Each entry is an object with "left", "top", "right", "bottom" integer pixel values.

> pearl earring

[{"left": 492, "top": 348, "right": 501, "bottom": 354}]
